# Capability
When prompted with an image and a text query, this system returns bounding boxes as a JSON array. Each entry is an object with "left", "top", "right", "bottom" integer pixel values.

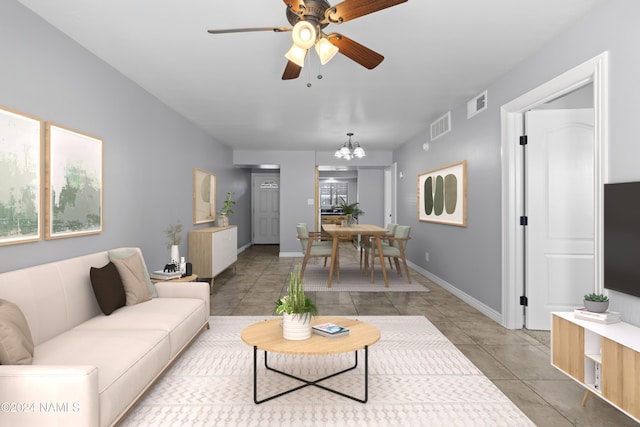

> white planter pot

[
  {"left": 170, "top": 245, "right": 180, "bottom": 265},
  {"left": 217, "top": 215, "right": 229, "bottom": 227},
  {"left": 282, "top": 313, "right": 312, "bottom": 340}
]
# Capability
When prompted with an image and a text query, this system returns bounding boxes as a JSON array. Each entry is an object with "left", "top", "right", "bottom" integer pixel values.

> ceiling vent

[
  {"left": 467, "top": 90, "right": 488, "bottom": 118},
  {"left": 430, "top": 111, "right": 451, "bottom": 141}
]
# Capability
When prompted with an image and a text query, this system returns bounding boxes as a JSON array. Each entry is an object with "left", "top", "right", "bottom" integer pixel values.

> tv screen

[{"left": 604, "top": 181, "right": 640, "bottom": 298}]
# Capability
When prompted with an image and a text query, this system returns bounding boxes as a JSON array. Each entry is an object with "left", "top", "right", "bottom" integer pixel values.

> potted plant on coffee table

[
  {"left": 275, "top": 264, "right": 318, "bottom": 340},
  {"left": 584, "top": 293, "right": 609, "bottom": 313}
]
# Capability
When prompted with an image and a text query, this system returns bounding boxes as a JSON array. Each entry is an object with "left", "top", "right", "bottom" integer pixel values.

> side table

[{"left": 150, "top": 274, "right": 198, "bottom": 284}]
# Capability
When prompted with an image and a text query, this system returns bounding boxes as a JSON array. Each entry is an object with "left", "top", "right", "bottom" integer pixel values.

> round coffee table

[{"left": 241, "top": 316, "right": 380, "bottom": 404}]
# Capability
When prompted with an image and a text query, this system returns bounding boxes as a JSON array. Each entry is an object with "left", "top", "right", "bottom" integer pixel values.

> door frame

[{"left": 500, "top": 52, "right": 609, "bottom": 329}]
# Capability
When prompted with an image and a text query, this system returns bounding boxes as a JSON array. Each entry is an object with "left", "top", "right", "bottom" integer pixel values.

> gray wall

[
  {"left": 0, "top": 0, "right": 251, "bottom": 274},
  {"left": 393, "top": 0, "right": 640, "bottom": 326},
  {"left": 357, "top": 169, "right": 385, "bottom": 226}
]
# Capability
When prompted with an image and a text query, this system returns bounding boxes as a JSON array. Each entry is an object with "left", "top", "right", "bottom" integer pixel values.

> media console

[{"left": 551, "top": 312, "right": 640, "bottom": 422}]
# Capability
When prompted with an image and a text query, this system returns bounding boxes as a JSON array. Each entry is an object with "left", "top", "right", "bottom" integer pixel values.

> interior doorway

[
  {"left": 500, "top": 52, "right": 608, "bottom": 330},
  {"left": 252, "top": 173, "right": 280, "bottom": 244}
]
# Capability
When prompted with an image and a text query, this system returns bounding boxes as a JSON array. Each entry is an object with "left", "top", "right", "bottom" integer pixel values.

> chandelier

[{"left": 334, "top": 133, "right": 365, "bottom": 160}]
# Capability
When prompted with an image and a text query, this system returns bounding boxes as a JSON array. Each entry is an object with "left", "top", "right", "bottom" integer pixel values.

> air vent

[
  {"left": 430, "top": 111, "right": 451, "bottom": 141},
  {"left": 467, "top": 90, "right": 488, "bottom": 118}
]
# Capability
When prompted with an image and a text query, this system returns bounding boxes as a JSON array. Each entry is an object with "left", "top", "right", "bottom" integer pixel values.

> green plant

[
  {"left": 275, "top": 265, "right": 318, "bottom": 321},
  {"left": 584, "top": 293, "right": 609, "bottom": 302},
  {"left": 219, "top": 191, "right": 236, "bottom": 216},
  {"left": 339, "top": 202, "right": 364, "bottom": 219},
  {"left": 164, "top": 220, "right": 182, "bottom": 249}
]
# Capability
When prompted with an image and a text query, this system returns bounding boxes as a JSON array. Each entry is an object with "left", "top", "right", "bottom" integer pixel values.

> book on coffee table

[{"left": 312, "top": 323, "right": 350, "bottom": 338}]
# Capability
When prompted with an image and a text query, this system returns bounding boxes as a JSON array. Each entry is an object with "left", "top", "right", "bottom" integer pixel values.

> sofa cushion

[
  {"left": 109, "top": 249, "right": 157, "bottom": 298},
  {"left": 34, "top": 328, "right": 170, "bottom": 427},
  {"left": 90, "top": 262, "right": 126, "bottom": 315},
  {"left": 0, "top": 299, "right": 34, "bottom": 365},
  {"left": 110, "top": 254, "right": 152, "bottom": 305},
  {"left": 77, "top": 298, "right": 206, "bottom": 357}
]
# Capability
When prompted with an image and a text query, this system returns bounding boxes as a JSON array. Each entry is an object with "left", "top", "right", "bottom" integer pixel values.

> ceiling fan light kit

[
  {"left": 207, "top": 0, "right": 408, "bottom": 81},
  {"left": 285, "top": 44, "right": 308, "bottom": 67},
  {"left": 335, "top": 132, "right": 366, "bottom": 160},
  {"left": 315, "top": 37, "right": 339, "bottom": 65},
  {"left": 291, "top": 21, "right": 317, "bottom": 49}
]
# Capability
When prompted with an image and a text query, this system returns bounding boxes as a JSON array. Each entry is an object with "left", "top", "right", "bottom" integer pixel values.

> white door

[
  {"left": 526, "top": 109, "right": 594, "bottom": 330},
  {"left": 252, "top": 174, "right": 280, "bottom": 244}
]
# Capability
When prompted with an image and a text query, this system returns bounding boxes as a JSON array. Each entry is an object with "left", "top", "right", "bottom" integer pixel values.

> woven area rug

[
  {"left": 301, "top": 262, "right": 430, "bottom": 292},
  {"left": 122, "top": 316, "right": 534, "bottom": 427}
]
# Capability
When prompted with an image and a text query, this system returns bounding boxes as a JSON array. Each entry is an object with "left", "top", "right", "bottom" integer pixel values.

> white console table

[
  {"left": 188, "top": 226, "right": 237, "bottom": 279},
  {"left": 551, "top": 312, "right": 640, "bottom": 422}
]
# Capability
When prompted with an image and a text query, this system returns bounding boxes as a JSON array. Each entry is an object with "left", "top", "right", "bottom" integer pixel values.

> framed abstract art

[
  {"left": 45, "top": 123, "right": 103, "bottom": 239},
  {"left": 418, "top": 160, "right": 467, "bottom": 227}
]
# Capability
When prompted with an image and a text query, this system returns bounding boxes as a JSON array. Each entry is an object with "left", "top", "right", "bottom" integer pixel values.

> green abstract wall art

[
  {"left": 418, "top": 160, "right": 467, "bottom": 226},
  {"left": 45, "top": 123, "right": 103, "bottom": 239},
  {"left": 0, "top": 106, "right": 42, "bottom": 245}
]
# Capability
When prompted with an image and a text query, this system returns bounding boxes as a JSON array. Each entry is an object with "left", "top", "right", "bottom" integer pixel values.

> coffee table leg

[{"left": 253, "top": 346, "right": 369, "bottom": 404}]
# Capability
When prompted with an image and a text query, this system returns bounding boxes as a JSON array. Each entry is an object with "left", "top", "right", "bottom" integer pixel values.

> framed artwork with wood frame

[
  {"left": 193, "top": 168, "right": 216, "bottom": 224},
  {"left": 0, "top": 106, "right": 42, "bottom": 245},
  {"left": 418, "top": 160, "right": 467, "bottom": 227},
  {"left": 45, "top": 123, "right": 103, "bottom": 239}
]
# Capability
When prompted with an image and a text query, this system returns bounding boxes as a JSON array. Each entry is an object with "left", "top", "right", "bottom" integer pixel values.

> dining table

[{"left": 321, "top": 224, "right": 390, "bottom": 288}]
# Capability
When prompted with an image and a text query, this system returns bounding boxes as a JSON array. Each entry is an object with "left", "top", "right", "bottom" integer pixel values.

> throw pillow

[
  {"left": 108, "top": 249, "right": 157, "bottom": 298},
  {"left": 89, "top": 262, "right": 126, "bottom": 315},
  {"left": 110, "top": 253, "right": 152, "bottom": 305},
  {"left": 0, "top": 299, "right": 34, "bottom": 365}
]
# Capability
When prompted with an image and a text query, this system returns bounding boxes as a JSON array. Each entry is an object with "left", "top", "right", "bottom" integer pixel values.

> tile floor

[{"left": 210, "top": 244, "right": 637, "bottom": 427}]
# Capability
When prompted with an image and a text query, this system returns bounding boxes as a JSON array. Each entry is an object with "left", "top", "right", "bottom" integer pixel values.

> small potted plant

[
  {"left": 275, "top": 264, "right": 318, "bottom": 340},
  {"left": 339, "top": 201, "right": 364, "bottom": 226},
  {"left": 584, "top": 293, "right": 609, "bottom": 313},
  {"left": 217, "top": 191, "right": 236, "bottom": 227},
  {"left": 164, "top": 220, "right": 183, "bottom": 265}
]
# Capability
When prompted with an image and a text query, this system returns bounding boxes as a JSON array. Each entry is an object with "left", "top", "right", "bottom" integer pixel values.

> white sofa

[{"left": 0, "top": 248, "right": 210, "bottom": 427}]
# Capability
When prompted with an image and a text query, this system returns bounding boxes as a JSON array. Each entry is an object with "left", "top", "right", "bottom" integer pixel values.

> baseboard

[{"left": 407, "top": 261, "right": 503, "bottom": 326}]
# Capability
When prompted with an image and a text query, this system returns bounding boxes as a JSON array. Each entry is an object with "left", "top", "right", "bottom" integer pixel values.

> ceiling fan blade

[
  {"left": 282, "top": 61, "right": 302, "bottom": 80},
  {"left": 207, "top": 27, "right": 290, "bottom": 34},
  {"left": 282, "top": 1, "right": 306, "bottom": 14},
  {"left": 329, "top": 0, "right": 408, "bottom": 23},
  {"left": 329, "top": 34, "right": 384, "bottom": 69}
]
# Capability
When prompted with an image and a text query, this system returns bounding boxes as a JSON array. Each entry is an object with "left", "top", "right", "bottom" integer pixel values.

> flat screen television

[{"left": 604, "top": 181, "right": 640, "bottom": 298}]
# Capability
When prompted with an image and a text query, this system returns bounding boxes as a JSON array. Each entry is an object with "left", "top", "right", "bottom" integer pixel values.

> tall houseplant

[
  {"left": 275, "top": 264, "right": 318, "bottom": 340},
  {"left": 218, "top": 191, "right": 236, "bottom": 227}
]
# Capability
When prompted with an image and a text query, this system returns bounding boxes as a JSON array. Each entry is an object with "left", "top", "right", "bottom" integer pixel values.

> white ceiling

[{"left": 17, "top": 0, "right": 606, "bottom": 153}]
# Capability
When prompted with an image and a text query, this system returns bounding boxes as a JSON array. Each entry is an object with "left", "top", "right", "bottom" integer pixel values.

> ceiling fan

[{"left": 207, "top": 0, "right": 408, "bottom": 80}]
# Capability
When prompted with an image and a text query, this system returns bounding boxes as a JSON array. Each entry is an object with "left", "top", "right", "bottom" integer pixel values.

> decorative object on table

[
  {"left": 275, "top": 264, "right": 318, "bottom": 340},
  {"left": 0, "top": 106, "right": 42, "bottom": 246},
  {"left": 217, "top": 191, "right": 236, "bottom": 227},
  {"left": 165, "top": 220, "right": 183, "bottom": 264},
  {"left": 583, "top": 293, "right": 610, "bottom": 313},
  {"left": 418, "top": 160, "right": 467, "bottom": 227},
  {"left": 573, "top": 307, "right": 620, "bottom": 324},
  {"left": 45, "top": 122, "right": 103, "bottom": 239},
  {"left": 193, "top": 168, "right": 216, "bottom": 225},
  {"left": 338, "top": 201, "right": 364, "bottom": 227},
  {"left": 312, "top": 323, "right": 350, "bottom": 338},
  {"left": 150, "top": 270, "right": 182, "bottom": 280}
]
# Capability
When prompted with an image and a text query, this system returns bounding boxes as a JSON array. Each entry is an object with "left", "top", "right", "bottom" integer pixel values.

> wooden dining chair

[
  {"left": 360, "top": 223, "right": 398, "bottom": 272},
  {"left": 369, "top": 225, "right": 411, "bottom": 283},
  {"left": 296, "top": 223, "right": 334, "bottom": 280}
]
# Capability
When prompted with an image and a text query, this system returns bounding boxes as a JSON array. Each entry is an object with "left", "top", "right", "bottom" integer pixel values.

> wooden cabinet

[
  {"left": 551, "top": 312, "right": 640, "bottom": 422},
  {"left": 188, "top": 226, "right": 237, "bottom": 279}
]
